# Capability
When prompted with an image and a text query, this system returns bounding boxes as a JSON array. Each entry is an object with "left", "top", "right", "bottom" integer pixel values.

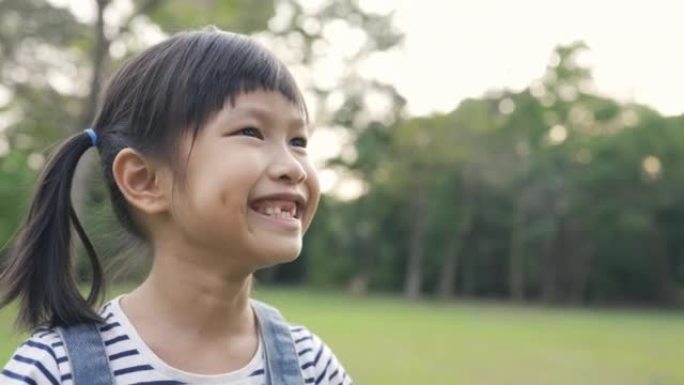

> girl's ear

[{"left": 112, "top": 148, "right": 171, "bottom": 215}]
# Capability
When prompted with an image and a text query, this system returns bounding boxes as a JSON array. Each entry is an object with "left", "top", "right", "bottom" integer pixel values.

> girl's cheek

[
  {"left": 305, "top": 164, "right": 321, "bottom": 218},
  {"left": 305, "top": 163, "right": 320, "bottom": 194}
]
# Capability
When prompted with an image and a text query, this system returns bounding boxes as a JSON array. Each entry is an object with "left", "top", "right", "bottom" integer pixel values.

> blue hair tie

[{"left": 84, "top": 128, "right": 97, "bottom": 146}]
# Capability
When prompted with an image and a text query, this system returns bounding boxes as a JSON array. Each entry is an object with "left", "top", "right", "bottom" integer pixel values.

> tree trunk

[
  {"left": 508, "top": 197, "right": 526, "bottom": 301},
  {"left": 566, "top": 218, "right": 594, "bottom": 304},
  {"left": 346, "top": 273, "right": 369, "bottom": 296},
  {"left": 82, "top": 0, "right": 110, "bottom": 128},
  {"left": 348, "top": 196, "right": 377, "bottom": 296},
  {"left": 541, "top": 216, "right": 561, "bottom": 303},
  {"left": 648, "top": 225, "right": 676, "bottom": 304},
  {"left": 438, "top": 204, "right": 474, "bottom": 298},
  {"left": 404, "top": 182, "right": 429, "bottom": 299}
]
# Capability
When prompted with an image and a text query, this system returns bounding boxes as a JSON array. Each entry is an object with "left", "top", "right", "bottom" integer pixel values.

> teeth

[
  {"left": 256, "top": 204, "right": 296, "bottom": 218},
  {"left": 270, "top": 211, "right": 291, "bottom": 218}
]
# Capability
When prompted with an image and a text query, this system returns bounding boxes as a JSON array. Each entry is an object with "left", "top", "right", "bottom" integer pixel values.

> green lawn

[{"left": 2, "top": 287, "right": 684, "bottom": 384}]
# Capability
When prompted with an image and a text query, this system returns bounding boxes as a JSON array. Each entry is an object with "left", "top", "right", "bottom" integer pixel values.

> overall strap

[
  {"left": 56, "top": 323, "right": 114, "bottom": 385},
  {"left": 250, "top": 299, "right": 306, "bottom": 385}
]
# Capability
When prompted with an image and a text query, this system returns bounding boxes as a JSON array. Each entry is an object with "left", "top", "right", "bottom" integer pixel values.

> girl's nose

[{"left": 268, "top": 149, "right": 307, "bottom": 185}]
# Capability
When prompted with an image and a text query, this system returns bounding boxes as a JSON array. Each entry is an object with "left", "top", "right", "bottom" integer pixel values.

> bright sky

[
  {"left": 54, "top": 0, "right": 684, "bottom": 117},
  {"left": 366, "top": 0, "right": 684, "bottom": 117}
]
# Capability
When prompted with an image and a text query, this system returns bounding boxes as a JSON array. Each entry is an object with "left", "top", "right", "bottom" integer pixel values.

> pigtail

[{"left": 0, "top": 131, "right": 105, "bottom": 330}]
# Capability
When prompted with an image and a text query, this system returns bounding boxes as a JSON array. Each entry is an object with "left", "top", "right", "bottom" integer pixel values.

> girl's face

[{"left": 167, "top": 90, "right": 320, "bottom": 269}]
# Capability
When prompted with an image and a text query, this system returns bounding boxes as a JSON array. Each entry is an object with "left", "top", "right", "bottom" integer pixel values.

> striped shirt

[{"left": 1, "top": 296, "right": 353, "bottom": 385}]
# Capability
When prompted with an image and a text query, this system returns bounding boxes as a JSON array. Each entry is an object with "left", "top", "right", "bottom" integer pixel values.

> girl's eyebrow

[{"left": 235, "top": 104, "right": 306, "bottom": 130}]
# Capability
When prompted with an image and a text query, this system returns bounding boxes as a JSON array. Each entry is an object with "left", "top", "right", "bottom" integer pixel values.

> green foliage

[
  {"left": 147, "top": 0, "right": 275, "bottom": 33},
  {"left": 307, "top": 41, "right": 684, "bottom": 305},
  {"left": 0, "top": 151, "right": 36, "bottom": 249}
]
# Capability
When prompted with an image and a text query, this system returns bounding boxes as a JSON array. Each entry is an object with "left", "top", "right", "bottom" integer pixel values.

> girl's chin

[{"left": 249, "top": 239, "right": 302, "bottom": 267}]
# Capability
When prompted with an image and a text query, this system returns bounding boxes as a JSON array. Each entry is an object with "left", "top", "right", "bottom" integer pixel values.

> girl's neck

[
  {"left": 121, "top": 249, "right": 256, "bottom": 341},
  {"left": 118, "top": 250, "right": 261, "bottom": 374}
]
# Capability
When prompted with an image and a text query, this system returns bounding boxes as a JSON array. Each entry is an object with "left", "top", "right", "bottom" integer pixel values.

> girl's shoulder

[
  {"left": 289, "top": 324, "right": 353, "bottom": 385},
  {"left": 1, "top": 327, "right": 67, "bottom": 384},
  {"left": 1, "top": 300, "right": 116, "bottom": 385}
]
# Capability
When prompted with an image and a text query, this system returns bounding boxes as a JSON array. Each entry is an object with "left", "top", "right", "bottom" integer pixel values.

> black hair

[{"left": 0, "top": 26, "right": 307, "bottom": 330}]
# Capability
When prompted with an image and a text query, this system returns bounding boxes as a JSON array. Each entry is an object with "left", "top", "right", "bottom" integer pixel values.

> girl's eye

[
  {"left": 236, "top": 127, "right": 263, "bottom": 139},
  {"left": 291, "top": 137, "right": 308, "bottom": 148}
]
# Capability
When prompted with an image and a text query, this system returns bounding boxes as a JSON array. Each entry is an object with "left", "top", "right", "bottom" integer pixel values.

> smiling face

[{"left": 166, "top": 90, "right": 320, "bottom": 269}]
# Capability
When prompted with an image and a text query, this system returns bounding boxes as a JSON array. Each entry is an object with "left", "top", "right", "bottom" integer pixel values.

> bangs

[{"left": 167, "top": 29, "right": 309, "bottom": 137}]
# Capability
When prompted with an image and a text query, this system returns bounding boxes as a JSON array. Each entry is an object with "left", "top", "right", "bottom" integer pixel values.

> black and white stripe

[{"left": 1, "top": 297, "right": 353, "bottom": 385}]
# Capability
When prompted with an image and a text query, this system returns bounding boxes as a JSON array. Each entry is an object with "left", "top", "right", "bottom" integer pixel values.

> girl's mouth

[
  {"left": 249, "top": 199, "right": 301, "bottom": 219},
  {"left": 249, "top": 198, "right": 303, "bottom": 230}
]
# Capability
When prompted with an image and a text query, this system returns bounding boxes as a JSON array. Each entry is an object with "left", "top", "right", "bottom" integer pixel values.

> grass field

[{"left": 2, "top": 287, "right": 683, "bottom": 384}]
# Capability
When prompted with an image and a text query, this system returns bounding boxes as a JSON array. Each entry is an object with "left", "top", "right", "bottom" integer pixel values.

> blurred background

[{"left": 1, "top": 0, "right": 683, "bottom": 384}]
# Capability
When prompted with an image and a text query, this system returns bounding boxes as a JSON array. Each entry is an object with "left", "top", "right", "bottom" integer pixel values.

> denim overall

[{"left": 56, "top": 299, "right": 305, "bottom": 385}]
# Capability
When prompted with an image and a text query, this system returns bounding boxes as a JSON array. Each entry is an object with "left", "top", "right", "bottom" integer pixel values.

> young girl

[{"left": 0, "top": 27, "right": 353, "bottom": 385}]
